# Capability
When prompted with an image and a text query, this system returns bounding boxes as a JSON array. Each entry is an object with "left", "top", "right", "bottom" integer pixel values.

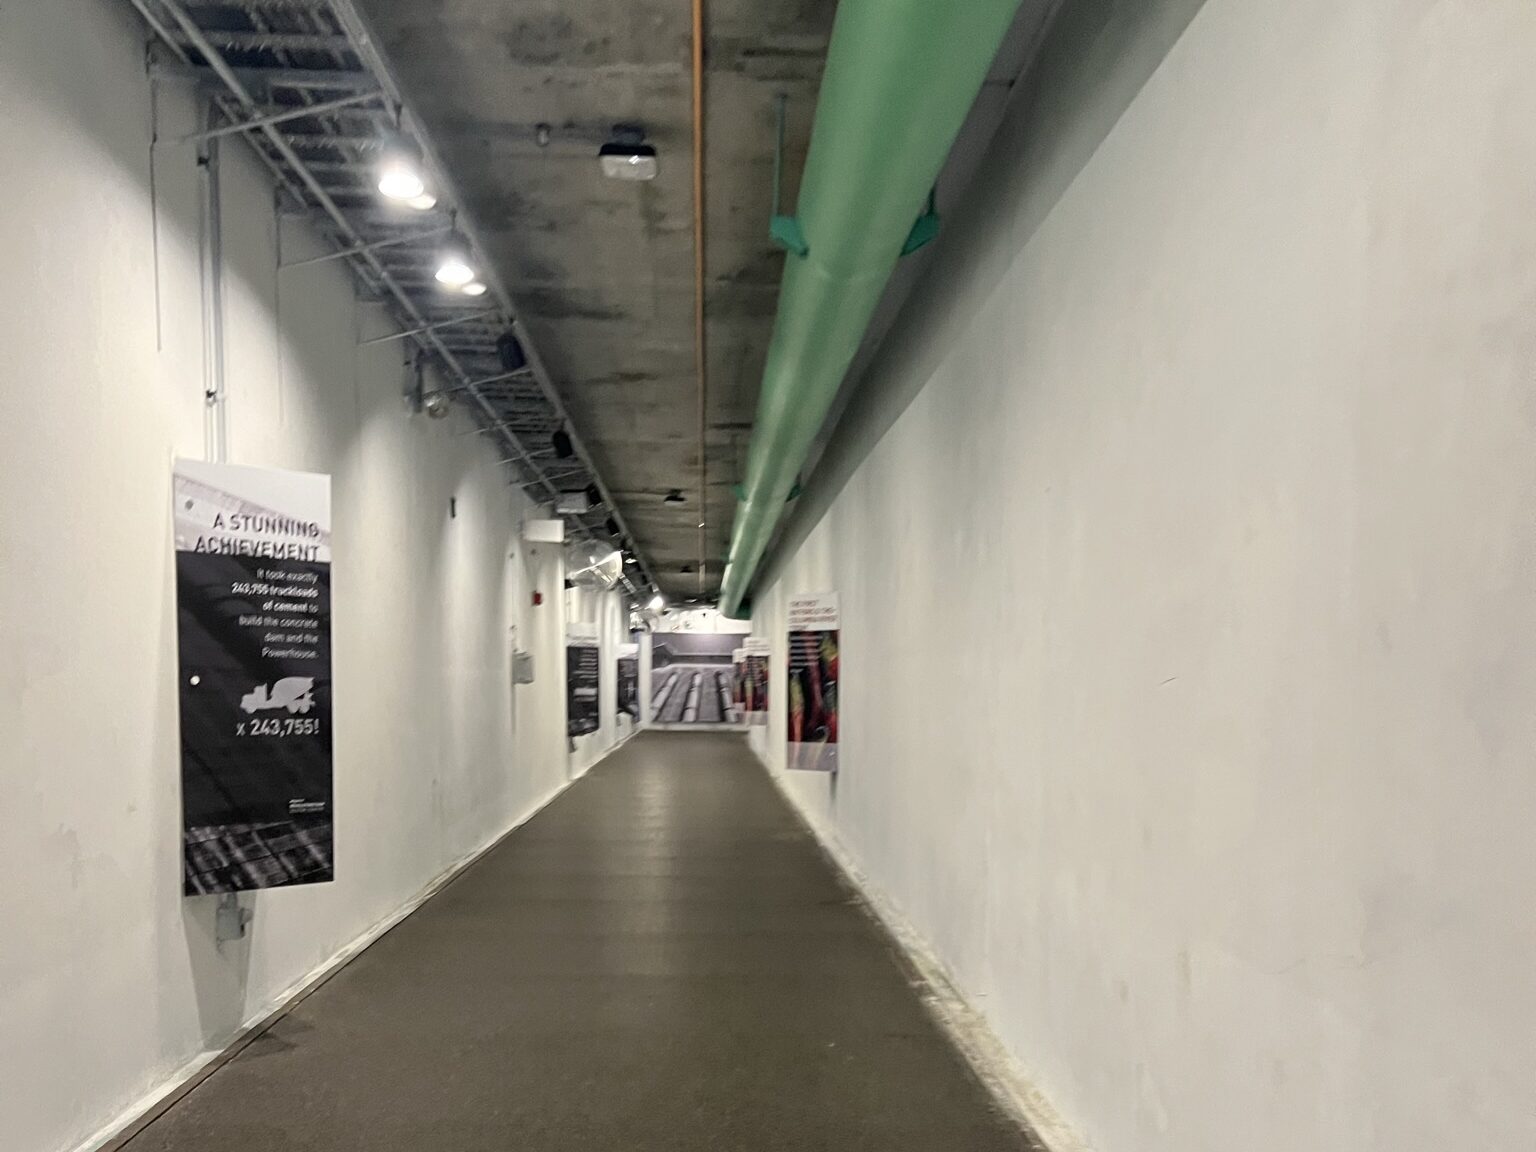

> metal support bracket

[
  {"left": 215, "top": 893, "right": 252, "bottom": 943},
  {"left": 769, "top": 94, "right": 810, "bottom": 257},
  {"left": 170, "top": 89, "right": 381, "bottom": 146},
  {"left": 901, "top": 185, "right": 941, "bottom": 255}
]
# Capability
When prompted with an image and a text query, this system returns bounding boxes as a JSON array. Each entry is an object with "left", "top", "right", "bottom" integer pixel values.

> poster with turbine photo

[
  {"left": 173, "top": 459, "right": 334, "bottom": 895},
  {"left": 649, "top": 631, "right": 738, "bottom": 725},
  {"left": 786, "top": 594, "right": 838, "bottom": 771}
]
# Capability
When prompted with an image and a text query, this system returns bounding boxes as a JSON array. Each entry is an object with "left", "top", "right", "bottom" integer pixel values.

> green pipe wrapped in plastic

[{"left": 720, "top": 0, "right": 1023, "bottom": 617}]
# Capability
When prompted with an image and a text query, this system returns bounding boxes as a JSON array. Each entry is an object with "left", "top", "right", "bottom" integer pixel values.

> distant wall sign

[
  {"left": 786, "top": 594, "right": 838, "bottom": 772},
  {"left": 567, "top": 621, "right": 601, "bottom": 736},
  {"left": 740, "top": 636, "right": 771, "bottom": 725},
  {"left": 173, "top": 459, "right": 334, "bottom": 894},
  {"left": 732, "top": 647, "right": 748, "bottom": 719}
]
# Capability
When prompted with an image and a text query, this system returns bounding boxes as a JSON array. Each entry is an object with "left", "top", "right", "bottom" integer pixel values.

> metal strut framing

[{"left": 125, "top": 0, "right": 660, "bottom": 598}]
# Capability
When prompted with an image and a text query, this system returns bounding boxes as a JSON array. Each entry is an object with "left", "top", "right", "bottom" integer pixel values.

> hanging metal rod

[
  {"left": 281, "top": 131, "right": 376, "bottom": 150},
  {"left": 179, "top": 0, "right": 334, "bottom": 8},
  {"left": 356, "top": 308, "right": 500, "bottom": 345},
  {"left": 171, "top": 89, "right": 380, "bottom": 144},
  {"left": 282, "top": 226, "right": 451, "bottom": 269},
  {"left": 443, "top": 369, "right": 535, "bottom": 395},
  {"left": 149, "top": 61, "right": 377, "bottom": 91},
  {"left": 501, "top": 463, "right": 589, "bottom": 483},
  {"left": 169, "top": 28, "right": 352, "bottom": 52}
]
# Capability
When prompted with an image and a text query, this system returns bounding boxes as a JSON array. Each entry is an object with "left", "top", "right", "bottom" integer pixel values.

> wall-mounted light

[
  {"left": 599, "top": 124, "right": 658, "bottom": 181},
  {"left": 434, "top": 230, "right": 476, "bottom": 287}
]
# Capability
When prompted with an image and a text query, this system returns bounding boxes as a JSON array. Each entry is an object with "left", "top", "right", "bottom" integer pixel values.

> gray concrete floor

[{"left": 128, "top": 732, "right": 1027, "bottom": 1150}]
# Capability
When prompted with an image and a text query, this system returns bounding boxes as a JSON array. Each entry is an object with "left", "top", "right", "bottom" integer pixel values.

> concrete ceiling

[{"left": 352, "top": 0, "right": 835, "bottom": 599}]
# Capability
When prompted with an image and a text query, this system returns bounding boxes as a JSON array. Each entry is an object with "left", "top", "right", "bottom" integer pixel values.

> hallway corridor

[{"left": 123, "top": 733, "right": 1026, "bottom": 1151}]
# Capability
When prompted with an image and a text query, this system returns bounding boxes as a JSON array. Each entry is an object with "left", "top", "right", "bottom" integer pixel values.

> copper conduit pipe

[{"left": 691, "top": 0, "right": 708, "bottom": 596}]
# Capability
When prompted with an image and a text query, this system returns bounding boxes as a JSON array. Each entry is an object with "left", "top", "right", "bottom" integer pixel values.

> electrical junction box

[
  {"left": 513, "top": 651, "right": 536, "bottom": 684},
  {"left": 523, "top": 518, "right": 565, "bottom": 544}
]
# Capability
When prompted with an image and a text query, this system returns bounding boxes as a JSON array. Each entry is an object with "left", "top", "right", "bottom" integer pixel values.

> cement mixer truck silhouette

[{"left": 240, "top": 677, "right": 315, "bottom": 715}]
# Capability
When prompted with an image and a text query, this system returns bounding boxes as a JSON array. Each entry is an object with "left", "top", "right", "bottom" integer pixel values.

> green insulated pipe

[{"left": 719, "top": 0, "right": 1023, "bottom": 617}]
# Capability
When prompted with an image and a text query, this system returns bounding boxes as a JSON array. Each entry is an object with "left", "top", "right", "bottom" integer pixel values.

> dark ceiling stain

[
  {"left": 518, "top": 288, "right": 627, "bottom": 322},
  {"left": 587, "top": 371, "right": 660, "bottom": 385},
  {"left": 499, "top": 13, "right": 577, "bottom": 67}
]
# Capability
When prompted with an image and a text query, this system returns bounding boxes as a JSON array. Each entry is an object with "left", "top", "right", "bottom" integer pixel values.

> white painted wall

[
  {"left": 0, "top": 4, "right": 571, "bottom": 1150},
  {"left": 754, "top": 2, "right": 1536, "bottom": 1150}
]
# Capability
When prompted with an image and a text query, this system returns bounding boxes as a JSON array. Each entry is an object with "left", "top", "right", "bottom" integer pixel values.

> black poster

[
  {"left": 617, "top": 639, "right": 640, "bottom": 722},
  {"left": 567, "top": 624, "right": 601, "bottom": 736},
  {"left": 174, "top": 460, "right": 334, "bottom": 894}
]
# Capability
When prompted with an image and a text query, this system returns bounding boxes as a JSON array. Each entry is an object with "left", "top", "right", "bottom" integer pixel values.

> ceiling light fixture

[
  {"left": 434, "top": 230, "right": 476, "bottom": 287},
  {"left": 406, "top": 192, "right": 438, "bottom": 212},
  {"left": 377, "top": 131, "right": 427, "bottom": 201},
  {"left": 461, "top": 281, "right": 488, "bottom": 297},
  {"left": 599, "top": 123, "right": 658, "bottom": 181},
  {"left": 649, "top": 593, "right": 665, "bottom": 611}
]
